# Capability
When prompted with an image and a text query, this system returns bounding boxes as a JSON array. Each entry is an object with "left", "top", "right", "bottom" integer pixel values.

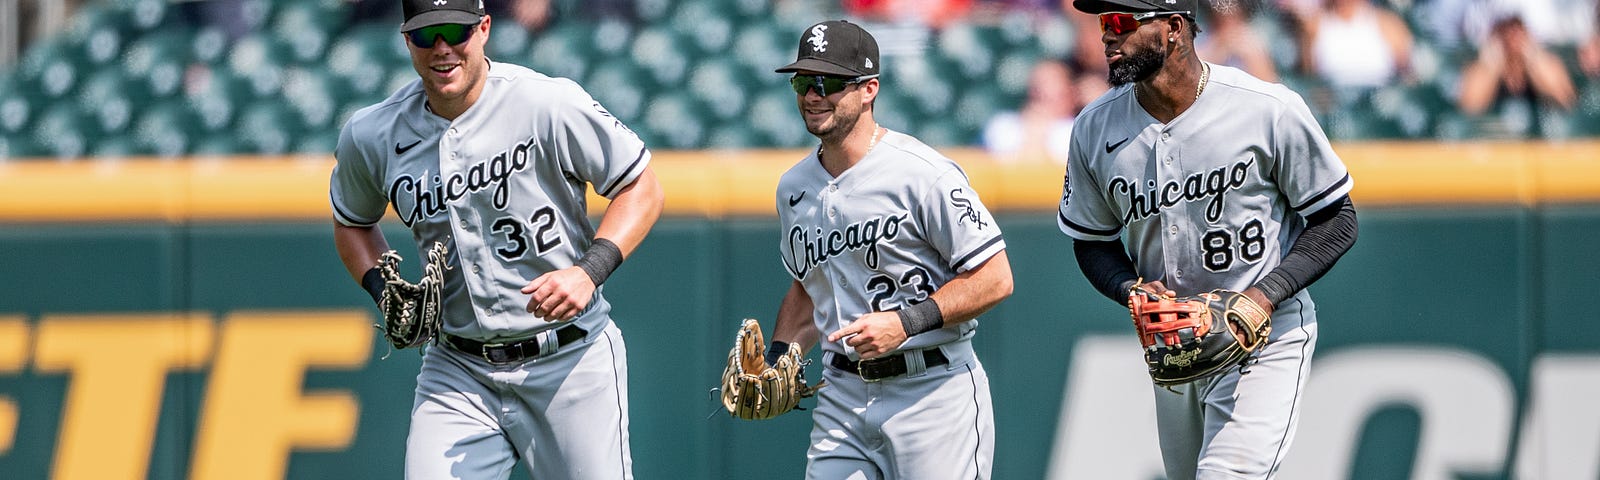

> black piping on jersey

[
  {"left": 1265, "top": 296, "right": 1312, "bottom": 479},
  {"left": 603, "top": 326, "right": 631, "bottom": 478},
  {"left": 1059, "top": 210, "right": 1121, "bottom": 237},
  {"left": 1290, "top": 173, "right": 1350, "bottom": 213},
  {"left": 330, "top": 191, "right": 379, "bottom": 227},
  {"left": 964, "top": 362, "right": 985, "bottom": 480},
  {"left": 950, "top": 235, "right": 1005, "bottom": 272},
  {"left": 596, "top": 147, "right": 649, "bottom": 198}
]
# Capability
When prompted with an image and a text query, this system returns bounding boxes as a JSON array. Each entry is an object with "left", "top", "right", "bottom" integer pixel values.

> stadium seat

[
  {"left": 32, "top": 105, "right": 93, "bottom": 159},
  {"left": 527, "top": 24, "right": 595, "bottom": 83}
]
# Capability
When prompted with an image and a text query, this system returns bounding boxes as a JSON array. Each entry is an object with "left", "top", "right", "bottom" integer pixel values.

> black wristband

[
  {"left": 575, "top": 238, "right": 624, "bottom": 286},
  {"left": 361, "top": 267, "right": 384, "bottom": 305},
  {"left": 765, "top": 341, "right": 791, "bottom": 367},
  {"left": 897, "top": 299, "right": 944, "bottom": 337}
]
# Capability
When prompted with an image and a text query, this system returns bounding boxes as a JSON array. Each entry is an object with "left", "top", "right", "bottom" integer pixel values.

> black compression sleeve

[
  {"left": 362, "top": 267, "right": 384, "bottom": 305},
  {"left": 1252, "top": 195, "right": 1358, "bottom": 305},
  {"left": 1073, "top": 239, "right": 1141, "bottom": 306}
]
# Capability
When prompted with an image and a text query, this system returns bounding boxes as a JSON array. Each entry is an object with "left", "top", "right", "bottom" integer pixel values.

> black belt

[
  {"left": 829, "top": 348, "right": 949, "bottom": 382},
  {"left": 442, "top": 325, "right": 587, "bottom": 365}
]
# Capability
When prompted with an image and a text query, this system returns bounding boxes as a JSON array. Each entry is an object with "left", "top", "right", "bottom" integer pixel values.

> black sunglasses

[
  {"left": 789, "top": 74, "right": 879, "bottom": 96},
  {"left": 406, "top": 22, "right": 480, "bottom": 48}
]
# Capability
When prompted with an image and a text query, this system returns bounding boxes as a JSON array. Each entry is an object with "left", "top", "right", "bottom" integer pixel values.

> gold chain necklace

[
  {"left": 1196, "top": 62, "right": 1210, "bottom": 100},
  {"left": 819, "top": 124, "right": 883, "bottom": 160}
]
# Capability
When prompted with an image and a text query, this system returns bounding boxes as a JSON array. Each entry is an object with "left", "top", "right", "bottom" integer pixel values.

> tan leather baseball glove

[
  {"left": 720, "top": 318, "right": 825, "bottom": 420},
  {"left": 376, "top": 241, "right": 448, "bottom": 352}
]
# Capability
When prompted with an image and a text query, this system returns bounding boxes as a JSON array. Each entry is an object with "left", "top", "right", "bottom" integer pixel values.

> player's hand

[
  {"left": 1134, "top": 280, "right": 1176, "bottom": 299},
  {"left": 521, "top": 266, "right": 595, "bottom": 322},
  {"left": 826, "top": 311, "right": 907, "bottom": 360},
  {"left": 1241, "top": 287, "right": 1277, "bottom": 316}
]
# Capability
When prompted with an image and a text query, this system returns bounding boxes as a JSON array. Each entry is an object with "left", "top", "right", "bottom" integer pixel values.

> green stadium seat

[
  {"left": 669, "top": 2, "right": 733, "bottom": 56},
  {"left": 75, "top": 70, "right": 136, "bottom": 136},
  {"left": 131, "top": 104, "right": 201, "bottom": 158},
  {"left": 685, "top": 59, "right": 751, "bottom": 122},
  {"left": 0, "top": 92, "right": 35, "bottom": 136},
  {"left": 641, "top": 94, "right": 707, "bottom": 149},
  {"left": 31, "top": 105, "right": 92, "bottom": 159},
  {"left": 487, "top": 22, "right": 532, "bottom": 60},
  {"left": 233, "top": 100, "right": 298, "bottom": 155},
  {"left": 0, "top": 135, "right": 45, "bottom": 160},
  {"left": 747, "top": 90, "right": 808, "bottom": 148},
  {"left": 585, "top": 59, "right": 650, "bottom": 123},
  {"left": 528, "top": 24, "right": 594, "bottom": 82}
]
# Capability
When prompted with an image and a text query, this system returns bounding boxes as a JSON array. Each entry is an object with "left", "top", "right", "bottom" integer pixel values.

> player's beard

[
  {"left": 804, "top": 100, "right": 863, "bottom": 143},
  {"left": 1108, "top": 47, "right": 1165, "bottom": 86}
]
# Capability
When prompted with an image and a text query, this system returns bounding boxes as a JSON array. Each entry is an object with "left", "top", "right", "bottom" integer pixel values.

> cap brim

[
  {"left": 1072, "top": 0, "right": 1156, "bottom": 14},
  {"left": 774, "top": 58, "right": 864, "bottom": 76},
  {"left": 401, "top": 10, "right": 482, "bottom": 32}
]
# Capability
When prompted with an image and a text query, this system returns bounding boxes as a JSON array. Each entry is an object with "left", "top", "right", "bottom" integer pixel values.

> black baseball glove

[{"left": 1128, "top": 285, "right": 1272, "bottom": 386}]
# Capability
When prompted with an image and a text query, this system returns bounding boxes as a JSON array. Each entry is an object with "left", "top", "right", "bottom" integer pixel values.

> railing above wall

[{"left": 1, "top": 141, "right": 1598, "bottom": 223}]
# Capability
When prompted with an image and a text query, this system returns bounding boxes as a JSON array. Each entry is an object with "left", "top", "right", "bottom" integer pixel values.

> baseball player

[
  {"left": 1057, "top": 0, "right": 1359, "bottom": 478},
  {"left": 761, "top": 20, "right": 1014, "bottom": 480},
  {"left": 329, "top": 1, "right": 662, "bottom": 478}
]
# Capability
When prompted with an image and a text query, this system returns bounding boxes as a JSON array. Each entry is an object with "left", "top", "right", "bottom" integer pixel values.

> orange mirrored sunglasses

[{"left": 1098, "top": 11, "right": 1190, "bottom": 35}]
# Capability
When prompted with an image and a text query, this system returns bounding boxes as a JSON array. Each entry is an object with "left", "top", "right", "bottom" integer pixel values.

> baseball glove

[
  {"left": 375, "top": 241, "right": 448, "bottom": 351},
  {"left": 1129, "top": 285, "right": 1272, "bottom": 386},
  {"left": 720, "top": 318, "right": 825, "bottom": 420}
]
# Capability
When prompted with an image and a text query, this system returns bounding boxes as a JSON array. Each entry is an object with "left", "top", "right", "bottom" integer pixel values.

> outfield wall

[{"left": 0, "top": 143, "right": 1597, "bottom": 479}]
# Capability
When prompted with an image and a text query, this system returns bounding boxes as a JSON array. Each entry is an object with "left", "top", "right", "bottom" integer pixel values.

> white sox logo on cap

[{"left": 807, "top": 25, "right": 829, "bottom": 53}]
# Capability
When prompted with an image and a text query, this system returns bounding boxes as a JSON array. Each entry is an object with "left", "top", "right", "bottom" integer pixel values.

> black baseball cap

[
  {"left": 400, "top": 0, "right": 486, "bottom": 32},
  {"left": 1073, "top": 0, "right": 1199, "bottom": 15},
  {"left": 775, "top": 20, "right": 880, "bottom": 78}
]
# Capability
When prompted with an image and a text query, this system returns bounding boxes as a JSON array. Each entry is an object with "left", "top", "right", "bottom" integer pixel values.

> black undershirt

[{"left": 1073, "top": 195, "right": 1358, "bottom": 306}]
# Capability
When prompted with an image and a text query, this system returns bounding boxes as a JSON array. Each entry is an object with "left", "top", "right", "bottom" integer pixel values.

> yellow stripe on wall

[{"left": 1, "top": 142, "right": 1597, "bottom": 222}]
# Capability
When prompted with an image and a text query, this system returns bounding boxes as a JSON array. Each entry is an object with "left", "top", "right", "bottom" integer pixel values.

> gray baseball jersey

[
  {"left": 1057, "top": 63, "right": 1351, "bottom": 294},
  {"left": 331, "top": 61, "right": 649, "bottom": 341},
  {"left": 330, "top": 60, "right": 646, "bottom": 479},
  {"left": 778, "top": 130, "right": 1006, "bottom": 358},
  {"left": 1058, "top": 62, "right": 1348, "bottom": 479},
  {"left": 779, "top": 129, "right": 1004, "bottom": 479}
]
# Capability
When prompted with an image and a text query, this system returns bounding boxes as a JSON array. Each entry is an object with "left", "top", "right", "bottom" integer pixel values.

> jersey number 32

[{"left": 492, "top": 206, "right": 563, "bottom": 260}]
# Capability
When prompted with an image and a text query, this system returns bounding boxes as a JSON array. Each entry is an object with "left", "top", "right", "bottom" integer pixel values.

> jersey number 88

[{"left": 1201, "top": 219, "right": 1265, "bottom": 272}]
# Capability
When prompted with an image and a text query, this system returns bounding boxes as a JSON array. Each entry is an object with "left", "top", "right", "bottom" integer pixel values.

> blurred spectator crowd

[{"left": 0, "top": 0, "right": 1596, "bottom": 161}]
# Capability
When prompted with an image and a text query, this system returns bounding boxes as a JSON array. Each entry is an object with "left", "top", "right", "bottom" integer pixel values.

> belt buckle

[
  {"left": 857, "top": 357, "right": 889, "bottom": 382},
  {"left": 481, "top": 342, "right": 516, "bottom": 365}
]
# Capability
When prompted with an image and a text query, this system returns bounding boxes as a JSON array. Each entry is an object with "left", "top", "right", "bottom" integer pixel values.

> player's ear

[
  {"left": 858, "top": 78, "right": 879, "bottom": 105},
  {"left": 479, "top": 14, "right": 492, "bottom": 37}
]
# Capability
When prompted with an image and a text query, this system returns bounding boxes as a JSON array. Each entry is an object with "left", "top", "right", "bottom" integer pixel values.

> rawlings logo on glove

[
  {"left": 1129, "top": 284, "right": 1271, "bottom": 386},
  {"left": 376, "top": 242, "right": 449, "bottom": 352},
  {"left": 720, "top": 318, "right": 825, "bottom": 420}
]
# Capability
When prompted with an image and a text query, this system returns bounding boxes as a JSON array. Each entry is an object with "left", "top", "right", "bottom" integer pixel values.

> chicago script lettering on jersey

[
  {"left": 390, "top": 135, "right": 538, "bottom": 227},
  {"left": 786, "top": 214, "right": 907, "bottom": 279},
  {"left": 1110, "top": 157, "right": 1254, "bottom": 225}
]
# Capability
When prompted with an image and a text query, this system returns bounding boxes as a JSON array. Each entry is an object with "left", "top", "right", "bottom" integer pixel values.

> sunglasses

[
  {"left": 1098, "top": 11, "right": 1191, "bottom": 35},
  {"left": 405, "top": 22, "right": 480, "bottom": 48},
  {"left": 789, "top": 74, "right": 879, "bottom": 96}
]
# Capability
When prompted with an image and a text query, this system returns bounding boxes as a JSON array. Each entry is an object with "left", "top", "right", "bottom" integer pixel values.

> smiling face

[
  {"left": 793, "top": 72, "right": 878, "bottom": 142},
  {"left": 404, "top": 16, "right": 491, "bottom": 117}
]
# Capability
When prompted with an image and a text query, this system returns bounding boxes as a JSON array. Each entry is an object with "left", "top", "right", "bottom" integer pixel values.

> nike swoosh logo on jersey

[
  {"left": 788, "top": 191, "right": 807, "bottom": 207},
  {"left": 1105, "top": 137, "right": 1129, "bottom": 154},
  {"left": 394, "top": 140, "right": 422, "bottom": 155}
]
